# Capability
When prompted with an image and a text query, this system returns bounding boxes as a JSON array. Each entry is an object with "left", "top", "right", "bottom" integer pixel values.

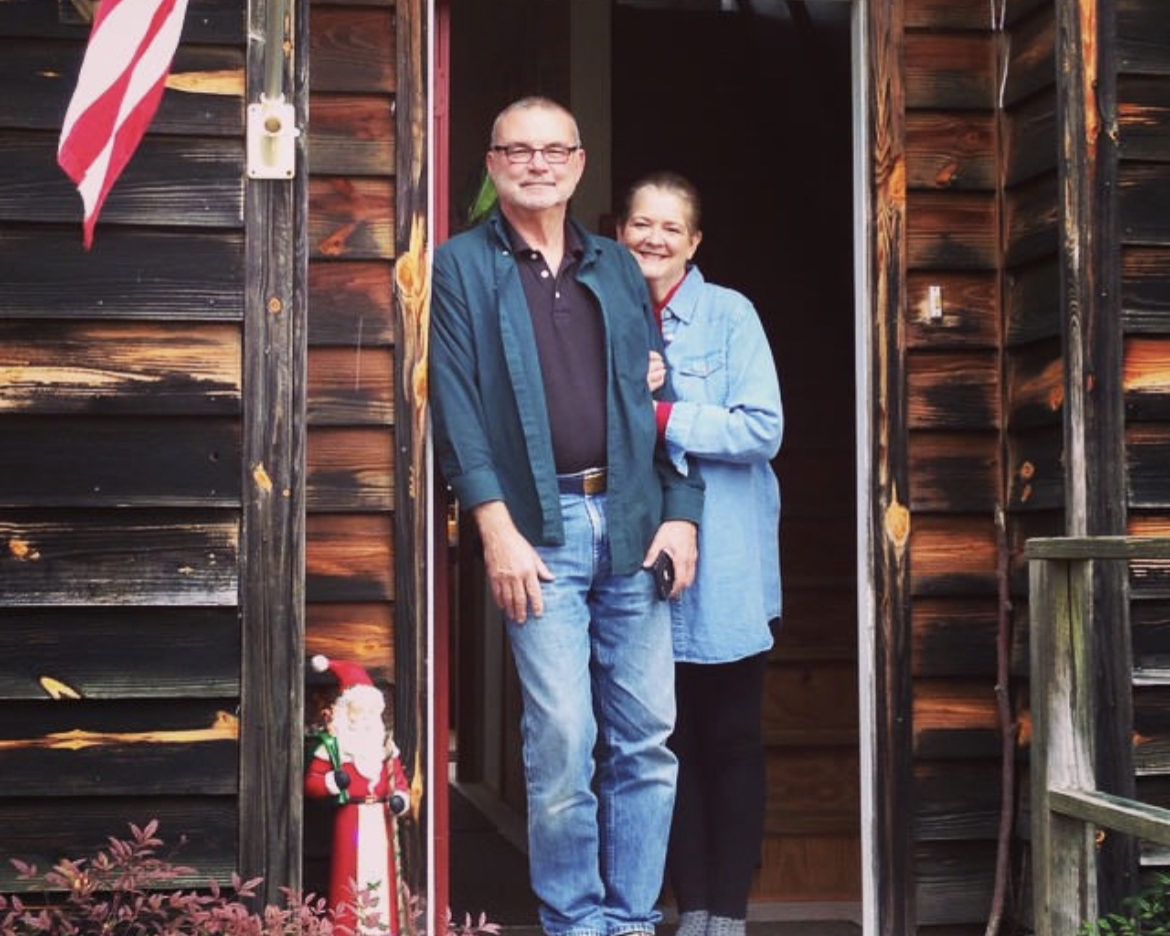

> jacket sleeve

[
  {"left": 617, "top": 250, "right": 704, "bottom": 525},
  {"left": 429, "top": 244, "right": 507, "bottom": 510},
  {"left": 664, "top": 292, "right": 783, "bottom": 463}
]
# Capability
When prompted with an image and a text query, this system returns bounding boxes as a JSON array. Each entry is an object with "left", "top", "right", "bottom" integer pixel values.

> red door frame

[{"left": 431, "top": 0, "right": 452, "bottom": 931}]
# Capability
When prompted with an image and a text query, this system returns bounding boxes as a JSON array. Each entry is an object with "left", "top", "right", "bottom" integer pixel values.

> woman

[{"left": 618, "top": 172, "right": 784, "bottom": 936}]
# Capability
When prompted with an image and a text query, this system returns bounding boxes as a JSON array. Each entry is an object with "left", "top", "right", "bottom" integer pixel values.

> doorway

[{"left": 439, "top": 0, "right": 861, "bottom": 922}]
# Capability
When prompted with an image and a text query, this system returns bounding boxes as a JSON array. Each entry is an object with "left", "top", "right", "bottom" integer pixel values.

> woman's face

[{"left": 618, "top": 185, "right": 702, "bottom": 298}]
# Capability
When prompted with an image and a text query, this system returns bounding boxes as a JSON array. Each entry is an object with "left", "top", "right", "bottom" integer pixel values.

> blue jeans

[{"left": 506, "top": 491, "right": 677, "bottom": 936}]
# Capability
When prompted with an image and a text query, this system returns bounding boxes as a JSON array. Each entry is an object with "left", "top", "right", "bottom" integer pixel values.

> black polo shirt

[{"left": 506, "top": 220, "right": 607, "bottom": 474}]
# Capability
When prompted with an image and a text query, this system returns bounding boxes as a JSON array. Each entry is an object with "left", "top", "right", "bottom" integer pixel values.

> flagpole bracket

[{"left": 247, "top": 95, "right": 300, "bottom": 180}]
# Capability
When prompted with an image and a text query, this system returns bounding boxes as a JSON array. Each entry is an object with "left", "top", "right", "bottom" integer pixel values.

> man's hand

[
  {"left": 643, "top": 519, "right": 698, "bottom": 599},
  {"left": 647, "top": 350, "right": 666, "bottom": 393},
  {"left": 473, "top": 501, "right": 554, "bottom": 624}
]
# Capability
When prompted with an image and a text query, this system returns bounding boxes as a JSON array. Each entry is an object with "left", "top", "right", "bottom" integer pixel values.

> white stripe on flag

[{"left": 57, "top": 0, "right": 189, "bottom": 249}]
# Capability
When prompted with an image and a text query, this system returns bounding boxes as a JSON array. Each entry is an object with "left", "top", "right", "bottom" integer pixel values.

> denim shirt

[
  {"left": 429, "top": 211, "right": 704, "bottom": 575},
  {"left": 661, "top": 267, "right": 783, "bottom": 663}
]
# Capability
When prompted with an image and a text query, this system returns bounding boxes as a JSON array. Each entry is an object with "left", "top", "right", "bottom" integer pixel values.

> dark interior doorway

[{"left": 444, "top": 0, "right": 859, "bottom": 920}]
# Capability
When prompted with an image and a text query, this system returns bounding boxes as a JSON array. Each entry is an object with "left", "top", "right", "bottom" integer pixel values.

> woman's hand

[{"left": 647, "top": 350, "right": 666, "bottom": 392}]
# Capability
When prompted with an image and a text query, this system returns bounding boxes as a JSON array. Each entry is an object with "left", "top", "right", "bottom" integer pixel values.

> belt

[{"left": 557, "top": 468, "right": 607, "bottom": 495}]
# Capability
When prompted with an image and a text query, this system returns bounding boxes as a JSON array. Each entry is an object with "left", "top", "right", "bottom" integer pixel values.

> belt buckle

[{"left": 582, "top": 469, "right": 606, "bottom": 495}]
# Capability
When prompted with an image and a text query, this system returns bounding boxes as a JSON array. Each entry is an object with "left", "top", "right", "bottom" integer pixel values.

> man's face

[{"left": 487, "top": 106, "right": 585, "bottom": 216}]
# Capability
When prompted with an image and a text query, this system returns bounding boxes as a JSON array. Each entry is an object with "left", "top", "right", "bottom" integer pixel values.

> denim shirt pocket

[{"left": 672, "top": 349, "right": 727, "bottom": 402}]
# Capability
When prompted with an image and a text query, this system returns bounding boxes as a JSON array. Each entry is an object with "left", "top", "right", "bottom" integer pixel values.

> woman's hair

[{"left": 620, "top": 171, "right": 703, "bottom": 232}]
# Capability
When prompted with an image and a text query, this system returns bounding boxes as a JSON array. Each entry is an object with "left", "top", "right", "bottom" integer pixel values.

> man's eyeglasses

[{"left": 490, "top": 144, "right": 580, "bottom": 165}]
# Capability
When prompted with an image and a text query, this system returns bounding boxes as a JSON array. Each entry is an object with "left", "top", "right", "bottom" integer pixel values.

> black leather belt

[{"left": 557, "top": 468, "right": 607, "bottom": 495}]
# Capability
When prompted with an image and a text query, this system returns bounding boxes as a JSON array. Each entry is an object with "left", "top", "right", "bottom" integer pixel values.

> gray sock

[
  {"left": 707, "top": 916, "right": 745, "bottom": 936},
  {"left": 676, "top": 910, "right": 709, "bottom": 936}
]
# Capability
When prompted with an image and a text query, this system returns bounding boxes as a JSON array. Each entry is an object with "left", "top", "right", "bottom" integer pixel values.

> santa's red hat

[{"left": 310, "top": 654, "right": 374, "bottom": 690}]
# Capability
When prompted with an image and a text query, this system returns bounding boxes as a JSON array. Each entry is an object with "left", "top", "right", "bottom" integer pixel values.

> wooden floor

[{"left": 449, "top": 782, "right": 862, "bottom": 936}]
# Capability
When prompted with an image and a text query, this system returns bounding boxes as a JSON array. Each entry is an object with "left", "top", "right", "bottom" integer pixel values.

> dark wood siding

[
  {"left": 303, "top": 0, "right": 401, "bottom": 895},
  {"left": 902, "top": 0, "right": 1005, "bottom": 929},
  {"left": 0, "top": 0, "right": 249, "bottom": 890},
  {"left": 1119, "top": 0, "right": 1170, "bottom": 888}
]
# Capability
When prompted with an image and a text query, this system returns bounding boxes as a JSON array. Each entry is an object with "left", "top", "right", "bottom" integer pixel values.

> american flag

[{"left": 57, "top": 0, "right": 190, "bottom": 249}]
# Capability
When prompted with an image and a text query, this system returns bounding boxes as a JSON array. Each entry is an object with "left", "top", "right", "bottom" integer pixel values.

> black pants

[{"left": 667, "top": 650, "right": 769, "bottom": 918}]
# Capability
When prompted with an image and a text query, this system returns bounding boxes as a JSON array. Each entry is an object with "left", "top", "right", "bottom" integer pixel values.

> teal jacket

[{"left": 430, "top": 211, "right": 703, "bottom": 574}]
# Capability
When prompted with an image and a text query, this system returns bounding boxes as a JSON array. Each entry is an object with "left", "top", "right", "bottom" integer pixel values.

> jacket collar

[{"left": 661, "top": 265, "right": 705, "bottom": 324}]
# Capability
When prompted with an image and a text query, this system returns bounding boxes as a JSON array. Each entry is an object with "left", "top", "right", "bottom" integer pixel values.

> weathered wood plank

[
  {"left": 905, "top": 272, "right": 998, "bottom": 348},
  {"left": 1007, "top": 425, "right": 1066, "bottom": 511},
  {"left": 0, "top": 228, "right": 244, "bottom": 319},
  {"left": 906, "top": 111, "right": 996, "bottom": 191},
  {"left": 1127, "top": 424, "right": 1170, "bottom": 508},
  {"left": 1003, "top": 171, "right": 1060, "bottom": 268},
  {"left": 306, "top": 513, "right": 394, "bottom": 602},
  {"left": 1124, "top": 335, "right": 1170, "bottom": 420},
  {"left": 1118, "top": 0, "right": 1170, "bottom": 76},
  {"left": 0, "top": 417, "right": 241, "bottom": 507},
  {"left": 912, "top": 598, "right": 999, "bottom": 677},
  {"left": 1001, "top": 8, "right": 1056, "bottom": 108},
  {"left": 913, "top": 679, "right": 1000, "bottom": 759},
  {"left": 0, "top": 132, "right": 243, "bottom": 230},
  {"left": 0, "top": 800, "right": 238, "bottom": 892},
  {"left": 915, "top": 761, "right": 1004, "bottom": 840},
  {"left": 309, "top": 177, "right": 395, "bottom": 259},
  {"left": 905, "top": 0, "right": 994, "bottom": 31},
  {"left": 1118, "top": 75, "right": 1170, "bottom": 162},
  {"left": 907, "top": 191, "right": 998, "bottom": 269},
  {"left": 0, "top": 322, "right": 241, "bottom": 414},
  {"left": 1003, "top": 0, "right": 1049, "bottom": 29},
  {"left": 905, "top": 32, "right": 997, "bottom": 110},
  {"left": 911, "top": 515, "right": 999, "bottom": 596},
  {"left": 907, "top": 351, "right": 999, "bottom": 429},
  {"left": 306, "top": 426, "right": 394, "bottom": 510},
  {"left": 305, "top": 602, "right": 395, "bottom": 682},
  {"left": 0, "top": 512, "right": 238, "bottom": 606},
  {"left": 1005, "top": 257, "right": 1062, "bottom": 346},
  {"left": 0, "top": 40, "right": 243, "bottom": 134},
  {"left": 1053, "top": 789, "right": 1170, "bottom": 847},
  {"left": 916, "top": 840, "right": 997, "bottom": 925},
  {"left": 1119, "top": 162, "right": 1170, "bottom": 245},
  {"left": 869, "top": 0, "right": 914, "bottom": 922},
  {"left": 307, "top": 94, "right": 395, "bottom": 176},
  {"left": 0, "top": 607, "right": 239, "bottom": 700},
  {"left": 308, "top": 260, "right": 395, "bottom": 345},
  {"left": 307, "top": 346, "right": 395, "bottom": 425},
  {"left": 908, "top": 430, "right": 999, "bottom": 512},
  {"left": 1123, "top": 246, "right": 1170, "bottom": 328},
  {"left": 1005, "top": 339, "right": 1065, "bottom": 428},
  {"left": 236, "top": 0, "right": 308, "bottom": 902},
  {"left": 309, "top": 6, "right": 396, "bottom": 94},
  {"left": 0, "top": 701, "right": 238, "bottom": 796},
  {"left": 1004, "top": 91, "right": 1058, "bottom": 188}
]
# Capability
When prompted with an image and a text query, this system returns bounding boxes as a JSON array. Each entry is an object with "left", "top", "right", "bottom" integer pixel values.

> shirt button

[{"left": 540, "top": 270, "right": 550, "bottom": 279}]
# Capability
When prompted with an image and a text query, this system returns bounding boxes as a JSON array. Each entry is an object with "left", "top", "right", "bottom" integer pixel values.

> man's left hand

[{"left": 643, "top": 520, "right": 698, "bottom": 598}]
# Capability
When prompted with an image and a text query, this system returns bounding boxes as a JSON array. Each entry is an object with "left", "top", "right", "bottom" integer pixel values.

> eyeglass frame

[{"left": 489, "top": 143, "right": 582, "bottom": 165}]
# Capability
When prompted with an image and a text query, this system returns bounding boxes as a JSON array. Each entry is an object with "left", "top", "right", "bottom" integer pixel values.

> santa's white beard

[{"left": 335, "top": 724, "right": 387, "bottom": 782}]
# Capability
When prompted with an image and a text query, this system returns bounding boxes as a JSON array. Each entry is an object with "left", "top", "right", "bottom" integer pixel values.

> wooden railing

[{"left": 1029, "top": 536, "right": 1170, "bottom": 936}]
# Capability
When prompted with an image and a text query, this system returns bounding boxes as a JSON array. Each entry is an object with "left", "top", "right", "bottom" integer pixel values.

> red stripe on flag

[{"left": 57, "top": 0, "right": 189, "bottom": 249}]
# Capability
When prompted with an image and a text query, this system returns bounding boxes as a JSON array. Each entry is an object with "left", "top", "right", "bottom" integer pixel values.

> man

[
  {"left": 305, "top": 655, "right": 412, "bottom": 936},
  {"left": 429, "top": 96, "right": 703, "bottom": 936}
]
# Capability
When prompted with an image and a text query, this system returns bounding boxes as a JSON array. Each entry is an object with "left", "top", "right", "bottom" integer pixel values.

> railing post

[{"left": 1031, "top": 553, "right": 1098, "bottom": 936}]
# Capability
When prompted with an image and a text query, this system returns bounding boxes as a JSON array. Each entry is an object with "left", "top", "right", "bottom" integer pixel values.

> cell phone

[{"left": 650, "top": 551, "right": 675, "bottom": 601}]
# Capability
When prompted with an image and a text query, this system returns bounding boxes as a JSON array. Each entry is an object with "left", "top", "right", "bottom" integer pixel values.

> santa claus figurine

[{"left": 305, "top": 654, "right": 412, "bottom": 935}]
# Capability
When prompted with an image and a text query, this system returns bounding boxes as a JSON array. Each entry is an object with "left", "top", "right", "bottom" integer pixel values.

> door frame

[{"left": 424, "top": 2, "right": 881, "bottom": 933}]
